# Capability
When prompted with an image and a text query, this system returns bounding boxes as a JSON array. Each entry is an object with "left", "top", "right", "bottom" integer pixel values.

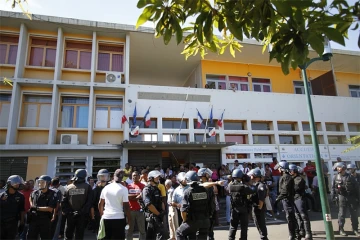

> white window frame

[
  {"left": 19, "top": 93, "right": 52, "bottom": 128},
  {"left": 94, "top": 95, "right": 124, "bottom": 130},
  {"left": 144, "top": 134, "right": 158, "bottom": 141},
  {"left": 349, "top": 85, "right": 360, "bottom": 98},
  {"left": 0, "top": 91, "right": 12, "bottom": 128},
  {"left": 58, "top": 94, "right": 90, "bottom": 129},
  {"left": 252, "top": 78, "right": 272, "bottom": 92},
  {"left": 96, "top": 41, "right": 125, "bottom": 72},
  {"left": 228, "top": 77, "right": 249, "bottom": 91}
]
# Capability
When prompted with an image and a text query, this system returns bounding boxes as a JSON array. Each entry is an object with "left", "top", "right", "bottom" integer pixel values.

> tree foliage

[
  {"left": 343, "top": 135, "right": 360, "bottom": 153},
  {"left": 136, "top": 0, "right": 359, "bottom": 75}
]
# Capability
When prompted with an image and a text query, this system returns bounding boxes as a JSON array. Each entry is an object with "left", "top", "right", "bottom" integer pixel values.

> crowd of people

[{"left": 0, "top": 157, "right": 359, "bottom": 240}]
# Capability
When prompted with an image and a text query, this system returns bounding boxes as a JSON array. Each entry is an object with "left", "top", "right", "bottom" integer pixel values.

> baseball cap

[{"left": 113, "top": 169, "right": 124, "bottom": 182}]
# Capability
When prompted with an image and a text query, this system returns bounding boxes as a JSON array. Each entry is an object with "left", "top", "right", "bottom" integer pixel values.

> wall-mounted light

[
  {"left": 152, "top": 145, "right": 156, "bottom": 149},
  {"left": 202, "top": 145, "right": 207, "bottom": 148},
  {"left": 247, "top": 72, "right": 252, "bottom": 77}
]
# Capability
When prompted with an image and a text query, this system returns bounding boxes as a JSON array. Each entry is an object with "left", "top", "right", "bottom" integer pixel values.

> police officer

[
  {"left": 347, "top": 163, "right": 360, "bottom": 183},
  {"left": 228, "top": 169, "right": 254, "bottom": 240},
  {"left": 276, "top": 161, "right": 299, "bottom": 240},
  {"left": 331, "top": 162, "right": 360, "bottom": 237},
  {"left": 62, "top": 169, "right": 93, "bottom": 240},
  {"left": 141, "top": 170, "right": 165, "bottom": 240},
  {"left": 27, "top": 175, "right": 57, "bottom": 240},
  {"left": 289, "top": 164, "right": 313, "bottom": 240},
  {"left": 0, "top": 175, "right": 25, "bottom": 239},
  {"left": 176, "top": 170, "right": 210, "bottom": 240},
  {"left": 90, "top": 169, "right": 110, "bottom": 233},
  {"left": 248, "top": 169, "right": 268, "bottom": 240}
]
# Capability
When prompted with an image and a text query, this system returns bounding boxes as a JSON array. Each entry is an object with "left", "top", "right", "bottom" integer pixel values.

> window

[
  {"left": 95, "top": 98, "right": 123, "bottom": 129},
  {"left": 129, "top": 118, "right": 157, "bottom": 128},
  {"left": 293, "top": 81, "right": 311, "bottom": 94},
  {"left": 327, "top": 136, "right": 346, "bottom": 144},
  {"left": 28, "top": 38, "right": 57, "bottom": 67},
  {"left": 64, "top": 41, "right": 92, "bottom": 70},
  {"left": 253, "top": 135, "right": 272, "bottom": 144},
  {"left": 302, "top": 122, "right": 321, "bottom": 131},
  {"left": 228, "top": 76, "right": 249, "bottom": 91},
  {"left": 304, "top": 135, "right": 324, "bottom": 144},
  {"left": 279, "top": 135, "right": 298, "bottom": 144},
  {"left": 225, "top": 135, "right": 246, "bottom": 144},
  {"left": 21, "top": 95, "right": 52, "bottom": 128},
  {"left": 60, "top": 96, "right": 89, "bottom": 128},
  {"left": 92, "top": 158, "right": 119, "bottom": 178},
  {"left": 0, "top": 93, "right": 11, "bottom": 127},
  {"left": 278, "top": 122, "right": 297, "bottom": 131},
  {"left": 97, "top": 44, "right": 124, "bottom": 72},
  {"left": 56, "top": 158, "right": 86, "bottom": 184},
  {"left": 144, "top": 134, "right": 158, "bottom": 141},
  {"left": 163, "top": 134, "right": 188, "bottom": 142},
  {"left": 326, "top": 123, "right": 343, "bottom": 132},
  {"left": 194, "top": 134, "right": 217, "bottom": 142},
  {"left": 163, "top": 119, "right": 188, "bottom": 129},
  {"left": 224, "top": 121, "right": 245, "bottom": 130},
  {"left": 0, "top": 34, "right": 18, "bottom": 65},
  {"left": 348, "top": 123, "right": 360, "bottom": 132},
  {"left": 193, "top": 119, "right": 209, "bottom": 129},
  {"left": 349, "top": 85, "right": 360, "bottom": 98},
  {"left": 255, "top": 153, "right": 275, "bottom": 159},
  {"left": 251, "top": 121, "right": 271, "bottom": 130},
  {"left": 252, "top": 78, "right": 271, "bottom": 92},
  {"left": 206, "top": 75, "right": 226, "bottom": 90}
]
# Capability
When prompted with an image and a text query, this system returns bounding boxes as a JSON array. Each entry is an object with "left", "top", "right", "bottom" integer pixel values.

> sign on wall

[
  {"left": 328, "top": 145, "right": 360, "bottom": 160},
  {"left": 279, "top": 145, "right": 330, "bottom": 161},
  {"left": 222, "top": 145, "right": 278, "bottom": 154}
]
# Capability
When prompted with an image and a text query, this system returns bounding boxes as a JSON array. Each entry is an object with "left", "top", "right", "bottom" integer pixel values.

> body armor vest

[
  {"left": 188, "top": 184, "right": 209, "bottom": 220},
  {"left": 293, "top": 175, "right": 306, "bottom": 199},
  {"left": 335, "top": 173, "right": 354, "bottom": 196},
  {"left": 229, "top": 181, "right": 248, "bottom": 208}
]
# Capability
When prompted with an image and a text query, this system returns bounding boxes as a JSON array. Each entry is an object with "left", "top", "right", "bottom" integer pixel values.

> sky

[{"left": 0, "top": 0, "right": 359, "bottom": 52}]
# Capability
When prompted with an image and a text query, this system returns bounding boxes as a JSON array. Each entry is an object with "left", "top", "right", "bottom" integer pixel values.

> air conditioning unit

[
  {"left": 105, "top": 72, "right": 124, "bottom": 84},
  {"left": 61, "top": 134, "right": 79, "bottom": 145}
]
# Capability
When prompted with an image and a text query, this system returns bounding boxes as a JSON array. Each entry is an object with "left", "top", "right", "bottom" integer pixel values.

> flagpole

[
  {"left": 178, "top": 87, "right": 190, "bottom": 143},
  {"left": 129, "top": 102, "right": 137, "bottom": 128},
  {"left": 203, "top": 104, "right": 212, "bottom": 142}
]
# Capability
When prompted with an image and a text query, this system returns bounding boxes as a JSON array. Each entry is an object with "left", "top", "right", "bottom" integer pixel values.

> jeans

[
  {"left": 127, "top": 211, "right": 146, "bottom": 240},
  {"left": 226, "top": 196, "right": 231, "bottom": 223},
  {"left": 104, "top": 218, "right": 126, "bottom": 240}
]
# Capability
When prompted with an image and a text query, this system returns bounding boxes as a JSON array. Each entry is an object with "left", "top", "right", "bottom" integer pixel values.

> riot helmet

[
  {"left": 97, "top": 169, "right": 110, "bottom": 183},
  {"left": 346, "top": 163, "right": 356, "bottom": 173},
  {"left": 197, "top": 168, "right": 213, "bottom": 179},
  {"left": 297, "top": 166, "right": 304, "bottom": 174},
  {"left": 6, "top": 175, "right": 25, "bottom": 190},
  {"left": 177, "top": 172, "right": 187, "bottom": 186},
  {"left": 38, "top": 175, "right": 52, "bottom": 190},
  {"left": 184, "top": 171, "right": 200, "bottom": 184},
  {"left": 72, "top": 169, "right": 87, "bottom": 182},
  {"left": 289, "top": 164, "right": 298, "bottom": 174},
  {"left": 148, "top": 170, "right": 162, "bottom": 184},
  {"left": 334, "top": 162, "right": 346, "bottom": 173},
  {"left": 247, "top": 169, "right": 262, "bottom": 178},
  {"left": 232, "top": 169, "right": 243, "bottom": 179},
  {"left": 278, "top": 161, "right": 289, "bottom": 171}
]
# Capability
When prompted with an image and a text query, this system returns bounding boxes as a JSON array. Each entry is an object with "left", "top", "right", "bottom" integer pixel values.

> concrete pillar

[
  {"left": 54, "top": 27, "right": 64, "bottom": 81},
  {"left": 14, "top": 23, "right": 28, "bottom": 78},
  {"left": 87, "top": 86, "right": 95, "bottom": 145},
  {"left": 48, "top": 84, "right": 59, "bottom": 144},
  {"left": 90, "top": 32, "right": 97, "bottom": 83},
  {"left": 247, "top": 119, "right": 253, "bottom": 144},
  {"left": 125, "top": 33, "right": 130, "bottom": 84},
  {"left": 6, "top": 82, "right": 21, "bottom": 144}
]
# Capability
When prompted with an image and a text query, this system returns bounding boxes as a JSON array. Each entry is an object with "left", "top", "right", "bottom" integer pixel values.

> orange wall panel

[
  {"left": 58, "top": 88, "right": 90, "bottom": 94},
  {"left": 0, "top": 66, "right": 15, "bottom": 78},
  {"left": 24, "top": 68, "right": 55, "bottom": 80},
  {"left": 56, "top": 131, "right": 88, "bottom": 144},
  {"left": 93, "top": 131, "right": 123, "bottom": 144},
  {"left": 97, "top": 36, "right": 125, "bottom": 42},
  {"left": 17, "top": 130, "right": 49, "bottom": 144},
  {"left": 0, "top": 130, "right": 7, "bottom": 144},
  {"left": 28, "top": 30, "right": 57, "bottom": 36},
  {"left": 95, "top": 73, "right": 106, "bottom": 83},
  {"left": 334, "top": 72, "right": 360, "bottom": 97},
  {"left": 94, "top": 89, "right": 125, "bottom": 95},
  {"left": 61, "top": 71, "right": 91, "bottom": 82},
  {"left": 0, "top": 83, "right": 13, "bottom": 91},
  {"left": 21, "top": 86, "right": 53, "bottom": 92},
  {"left": 64, "top": 33, "right": 93, "bottom": 40},
  {"left": 26, "top": 156, "right": 48, "bottom": 180},
  {"left": 0, "top": 27, "right": 20, "bottom": 33}
]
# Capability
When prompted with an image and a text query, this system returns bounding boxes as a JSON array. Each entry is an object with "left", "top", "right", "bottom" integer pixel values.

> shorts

[{"left": 265, "top": 196, "right": 272, "bottom": 211}]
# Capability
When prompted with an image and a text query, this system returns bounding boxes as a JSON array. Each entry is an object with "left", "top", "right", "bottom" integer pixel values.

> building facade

[{"left": 0, "top": 11, "right": 359, "bottom": 183}]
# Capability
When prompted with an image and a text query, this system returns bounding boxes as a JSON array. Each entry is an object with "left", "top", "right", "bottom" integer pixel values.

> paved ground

[{"left": 82, "top": 197, "right": 359, "bottom": 240}]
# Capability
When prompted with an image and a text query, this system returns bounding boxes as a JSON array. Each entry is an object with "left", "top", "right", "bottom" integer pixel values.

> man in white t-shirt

[
  {"left": 232, "top": 160, "right": 244, "bottom": 172},
  {"left": 99, "top": 169, "right": 131, "bottom": 240}
]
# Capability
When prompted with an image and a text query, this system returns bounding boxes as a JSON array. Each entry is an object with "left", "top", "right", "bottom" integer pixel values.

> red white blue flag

[
  {"left": 144, "top": 107, "right": 151, "bottom": 127},
  {"left": 217, "top": 110, "right": 225, "bottom": 128},
  {"left": 196, "top": 110, "right": 204, "bottom": 128}
]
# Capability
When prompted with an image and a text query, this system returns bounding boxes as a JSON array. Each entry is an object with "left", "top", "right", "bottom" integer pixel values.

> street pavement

[{"left": 81, "top": 197, "right": 359, "bottom": 239}]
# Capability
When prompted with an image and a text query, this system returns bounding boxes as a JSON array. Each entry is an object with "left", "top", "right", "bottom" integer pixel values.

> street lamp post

[{"left": 298, "top": 39, "right": 335, "bottom": 240}]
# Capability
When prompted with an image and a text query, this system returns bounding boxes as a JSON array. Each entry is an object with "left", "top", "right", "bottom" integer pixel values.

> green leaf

[
  {"left": 308, "top": 32, "right": 325, "bottom": 55},
  {"left": 137, "top": 0, "right": 147, "bottom": 8},
  {"left": 226, "top": 19, "right": 243, "bottom": 41},
  {"left": 219, "top": 45, "right": 226, "bottom": 55},
  {"left": 281, "top": 54, "right": 290, "bottom": 75},
  {"left": 323, "top": 27, "right": 345, "bottom": 46},
  {"left": 207, "top": 40, "right": 217, "bottom": 52},
  {"left": 136, "top": 6, "right": 155, "bottom": 29},
  {"left": 272, "top": 1, "right": 292, "bottom": 17},
  {"left": 229, "top": 44, "right": 235, "bottom": 57},
  {"left": 172, "top": 17, "right": 183, "bottom": 45},
  {"left": 197, "top": 23, "right": 204, "bottom": 45},
  {"left": 204, "top": 12, "right": 213, "bottom": 43},
  {"left": 218, "top": 16, "right": 225, "bottom": 32},
  {"left": 164, "top": 28, "right": 173, "bottom": 45}
]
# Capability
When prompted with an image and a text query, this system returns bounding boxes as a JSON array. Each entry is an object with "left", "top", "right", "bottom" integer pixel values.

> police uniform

[
  {"left": 0, "top": 190, "right": 25, "bottom": 239},
  {"left": 62, "top": 181, "right": 93, "bottom": 240},
  {"left": 277, "top": 172, "right": 298, "bottom": 239},
  {"left": 176, "top": 182, "right": 210, "bottom": 240},
  {"left": 27, "top": 188, "right": 57, "bottom": 240},
  {"left": 331, "top": 172, "right": 359, "bottom": 234},
  {"left": 92, "top": 183, "right": 107, "bottom": 232},
  {"left": 293, "top": 174, "right": 312, "bottom": 239},
  {"left": 252, "top": 181, "right": 268, "bottom": 240},
  {"left": 207, "top": 186, "right": 216, "bottom": 240},
  {"left": 228, "top": 180, "right": 254, "bottom": 240},
  {"left": 142, "top": 184, "right": 165, "bottom": 240}
]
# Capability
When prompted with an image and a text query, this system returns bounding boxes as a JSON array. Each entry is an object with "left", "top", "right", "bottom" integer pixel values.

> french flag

[
  {"left": 144, "top": 107, "right": 151, "bottom": 127},
  {"left": 121, "top": 115, "right": 127, "bottom": 124},
  {"left": 217, "top": 110, "right": 225, "bottom": 128},
  {"left": 132, "top": 105, "right": 137, "bottom": 125},
  {"left": 209, "top": 107, "right": 214, "bottom": 125},
  {"left": 196, "top": 110, "right": 204, "bottom": 128}
]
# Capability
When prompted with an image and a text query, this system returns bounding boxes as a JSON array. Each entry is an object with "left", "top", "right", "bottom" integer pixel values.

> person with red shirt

[
  {"left": 304, "top": 161, "right": 316, "bottom": 188},
  {"left": 127, "top": 171, "right": 146, "bottom": 240},
  {"left": 269, "top": 157, "right": 281, "bottom": 193},
  {"left": 19, "top": 181, "right": 32, "bottom": 240}
]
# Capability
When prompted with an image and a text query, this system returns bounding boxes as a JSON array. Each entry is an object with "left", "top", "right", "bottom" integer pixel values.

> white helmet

[
  {"left": 297, "top": 166, "right": 304, "bottom": 174},
  {"left": 148, "top": 170, "right": 162, "bottom": 180},
  {"left": 177, "top": 172, "right": 186, "bottom": 182}
]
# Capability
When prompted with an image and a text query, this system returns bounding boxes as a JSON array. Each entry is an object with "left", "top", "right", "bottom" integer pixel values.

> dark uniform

[
  {"left": 228, "top": 180, "right": 254, "bottom": 240},
  {"left": 252, "top": 181, "right": 268, "bottom": 240},
  {"left": 92, "top": 183, "right": 107, "bottom": 232},
  {"left": 331, "top": 171, "right": 359, "bottom": 234},
  {"left": 142, "top": 184, "right": 165, "bottom": 240},
  {"left": 27, "top": 189, "right": 57, "bottom": 240},
  {"left": 62, "top": 181, "right": 93, "bottom": 240},
  {"left": 207, "top": 186, "right": 216, "bottom": 240},
  {"left": 0, "top": 190, "right": 25, "bottom": 239},
  {"left": 49, "top": 186, "right": 62, "bottom": 239},
  {"left": 277, "top": 172, "right": 298, "bottom": 239},
  {"left": 293, "top": 174, "right": 312, "bottom": 239},
  {"left": 176, "top": 182, "right": 210, "bottom": 240}
]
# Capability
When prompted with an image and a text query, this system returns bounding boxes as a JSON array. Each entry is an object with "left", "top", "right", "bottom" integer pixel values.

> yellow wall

[
  {"left": 0, "top": 83, "right": 13, "bottom": 91},
  {"left": 28, "top": 30, "right": 57, "bottom": 37},
  {"left": 24, "top": 68, "right": 55, "bottom": 80},
  {"left": 26, "top": 156, "right": 48, "bottom": 180},
  {"left": 58, "top": 88, "right": 90, "bottom": 94},
  {"left": 0, "top": 66, "right": 15, "bottom": 78},
  {"left": 21, "top": 86, "right": 53, "bottom": 92},
  {"left": 201, "top": 60, "right": 360, "bottom": 96},
  {"left": 95, "top": 73, "right": 106, "bottom": 83},
  {"left": 94, "top": 89, "right": 125, "bottom": 95},
  {"left": 64, "top": 33, "right": 93, "bottom": 40},
  {"left": 56, "top": 130, "right": 87, "bottom": 144},
  {"left": 61, "top": 71, "right": 91, "bottom": 82},
  {"left": 17, "top": 130, "right": 49, "bottom": 144},
  {"left": 0, "top": 130, "right": 7, "bottom": 144},
  {"left": 93, "top": 131, "right": 123, "bottom": 144},
  {"left": 97, "top": 36, "right": 125, "bottom": 42},
  {"left": 0, "top": 27, "right": 20, "bottom": 33}
]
